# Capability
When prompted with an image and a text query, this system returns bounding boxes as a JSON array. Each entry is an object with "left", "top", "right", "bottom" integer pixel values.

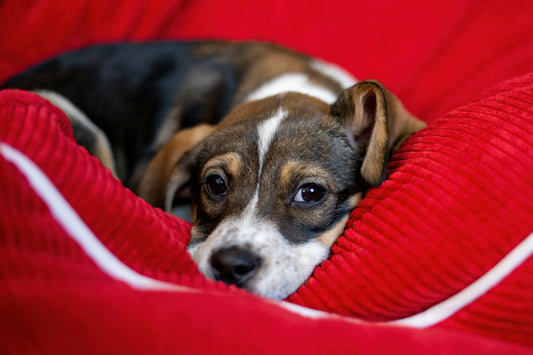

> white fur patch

[
  {"left": 310, "top": 59, "right": 357, "bottom": 89},
  {"left": 245, "top": 73, "right": 338, "bottom": 104},
  {"left": 257, "top": 109, "right": 286, "bottom": 164},
  {"left": 189, "top": 217, "right": 329, "bottom": 300}
]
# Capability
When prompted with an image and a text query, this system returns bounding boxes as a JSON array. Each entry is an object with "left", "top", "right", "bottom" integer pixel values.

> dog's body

[{"left": 1, "top": 41, "right": 425, "bottom": 299}]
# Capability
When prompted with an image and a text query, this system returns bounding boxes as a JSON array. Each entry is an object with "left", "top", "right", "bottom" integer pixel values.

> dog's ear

[
  {"left": 329, "top": 80, "right": 425, "bottom": 187},
  {"left": 136, "top": 124, "right": 216, "bottom": 212}
]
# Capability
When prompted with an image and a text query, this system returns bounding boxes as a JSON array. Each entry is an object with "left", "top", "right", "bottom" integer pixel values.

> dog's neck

[{"left": 244, "top": 59, "right": 356, "bottom": 105}]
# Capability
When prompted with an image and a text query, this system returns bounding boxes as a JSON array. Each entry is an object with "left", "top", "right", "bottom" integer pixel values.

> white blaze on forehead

[
  {"left": 242, "top": 108, "right": 287, "bottom": 222},
  {"left": 257, "top": 108, "right": 287, "bottom": 172},
  {"left": 245, "top": 73, "right": 338, "bottom": 104}
]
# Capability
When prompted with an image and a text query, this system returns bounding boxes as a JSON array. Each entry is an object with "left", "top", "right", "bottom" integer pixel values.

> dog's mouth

[{"left": 187, "top": 219, "right": 331, "bottom": 300}]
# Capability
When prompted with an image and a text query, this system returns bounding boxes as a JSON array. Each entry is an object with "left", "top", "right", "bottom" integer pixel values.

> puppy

[{"left": 1, "top": 41, "right": 425, "bottom": 299}]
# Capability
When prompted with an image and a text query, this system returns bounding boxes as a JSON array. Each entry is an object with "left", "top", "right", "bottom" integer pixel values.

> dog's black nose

[{"left": 209, "top": 247, "right": 261, "bottom": 286}]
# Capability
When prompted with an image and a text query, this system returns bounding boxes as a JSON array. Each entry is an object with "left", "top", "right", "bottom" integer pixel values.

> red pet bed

[{"left": 1, "top": 0, "right": 533, "bottom": 353}]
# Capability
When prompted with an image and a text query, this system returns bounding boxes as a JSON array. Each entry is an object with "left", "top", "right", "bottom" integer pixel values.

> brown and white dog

[{"left": 1, "top": 41, "right": 425, "bottom": 299}]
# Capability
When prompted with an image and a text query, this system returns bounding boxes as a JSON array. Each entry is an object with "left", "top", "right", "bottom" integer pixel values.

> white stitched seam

[
  {"left": 392, "top": 230, "right": 533, "bottom": 328},
  {"left": 0, "top": 142, "right": 192, "bottom": 292}
]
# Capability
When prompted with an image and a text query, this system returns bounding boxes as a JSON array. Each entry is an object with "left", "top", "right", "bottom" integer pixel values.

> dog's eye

[
  {"left": 294, "top": 184, "right": 326, "bottom": 203},
  {"left": 205, "top": 174, "right": 228, "bottom": 196}
]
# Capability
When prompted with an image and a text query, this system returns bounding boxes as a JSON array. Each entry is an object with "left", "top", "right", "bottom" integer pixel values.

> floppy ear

[
  {"left": 330, "top": 80, "right": 426, "bottom": 187},
  {"left": 136, "top": 124, "right": 216, "bottom": 212}
]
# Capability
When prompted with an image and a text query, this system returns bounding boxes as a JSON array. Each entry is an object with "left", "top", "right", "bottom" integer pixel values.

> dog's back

[
  {"left": 2, "top": 41, "right": 326, "bottom": 184},
  {"left": 2, "top": 42, "right": 229, "bottom": 181}
]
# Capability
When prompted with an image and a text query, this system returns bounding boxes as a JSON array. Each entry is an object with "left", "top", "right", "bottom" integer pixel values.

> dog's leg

[{"left": 34, "top": 90, "right": 118, "bottom": 177}]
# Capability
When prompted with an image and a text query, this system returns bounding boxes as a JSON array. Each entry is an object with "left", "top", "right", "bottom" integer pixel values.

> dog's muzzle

[{"left": 209, "top": 247, "right": 262, "bottom": 286}]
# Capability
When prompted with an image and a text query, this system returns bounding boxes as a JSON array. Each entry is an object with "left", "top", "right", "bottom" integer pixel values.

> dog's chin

[{"left": 187, "top": 220, "right": 330, "bottom": 300}]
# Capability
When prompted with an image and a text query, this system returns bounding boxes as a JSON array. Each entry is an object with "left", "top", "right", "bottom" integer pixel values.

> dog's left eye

[
  {"left": 294, "top": 184, "right": 326, "bottom": 203},
  {"left": 205, "top": 174, "right": 228, "bottom": 196}
]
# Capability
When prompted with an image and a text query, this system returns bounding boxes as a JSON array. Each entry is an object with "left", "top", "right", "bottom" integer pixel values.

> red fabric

[
  {"left": 1, "top": 0, "right": 533, "bottom": 122},
  {"left": 289, "top": 74, "right": 533, "bottom": 344},
  {"left": 1, "top": 89, "right": 531, "bottom": 354},
  {"left": 1, "top": 0, "right": 533, "bottom": 352}
]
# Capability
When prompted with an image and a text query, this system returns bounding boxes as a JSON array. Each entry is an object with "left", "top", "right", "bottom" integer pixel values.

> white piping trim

[
  {"left": 393, "top": 230, "right": 533, "bottom": 328},
  {"left": 280, "top": 230, "right": 533, "bottom": 325},
  {"left": 278, "top": 302, "right": 333, "bottom": 319},
  {"left": 3, "top": 143, "right": 530, "bottom": 326},
  {"left": 0, "top": 143, "right": 192, "bottom": 292},
  {"left": 0, "top": 144, "right": 339, "bottom": 318}
]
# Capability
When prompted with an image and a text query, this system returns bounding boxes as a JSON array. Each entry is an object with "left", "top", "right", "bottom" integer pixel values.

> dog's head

[{"left": 137, "top": 80, "right": 425, "bottom": 299}]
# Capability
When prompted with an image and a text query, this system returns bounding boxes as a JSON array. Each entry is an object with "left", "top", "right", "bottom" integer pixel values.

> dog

[{"left": 1, "top": 41, "right": 425, "bottom": 299}]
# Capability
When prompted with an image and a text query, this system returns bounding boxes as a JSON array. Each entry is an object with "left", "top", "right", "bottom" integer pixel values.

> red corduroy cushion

[
  {"left": 1, "top": 88, "right": 532, "bottom": 353},
  {"left": 0, "top": 90, "right": 201, "bottom": 282},
  {"left": 289, "top": 73, "right": 533, "bottom": 345},
  {"left": 1, "top": 0, "right": 533, "bottom": 351}
]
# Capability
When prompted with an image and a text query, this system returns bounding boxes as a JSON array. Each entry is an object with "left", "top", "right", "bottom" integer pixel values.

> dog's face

[
  {"left": 186, "top": 94, "right": 363, "bottom": 300},
  {"left": 138, "top": 81, "right": 425, "bottom": 299}
]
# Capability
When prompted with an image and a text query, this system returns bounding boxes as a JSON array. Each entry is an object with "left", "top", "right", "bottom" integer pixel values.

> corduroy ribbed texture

[
  {"left": 288, "top": 74, "right": 533, "bottom": 344},
  {"left": 1, "top": 0, "right": 533, "bottom": 352},
  {"left": 0, "top": 90, "right": 204, "bottom": 286},
  {"left": 1, "top": 89, "right": 531, "bottom": 353}
]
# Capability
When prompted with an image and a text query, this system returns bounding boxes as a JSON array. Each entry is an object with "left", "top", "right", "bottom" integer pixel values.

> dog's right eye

[{"left": 205, "top": 174, "right": 228, "bottom": 196}]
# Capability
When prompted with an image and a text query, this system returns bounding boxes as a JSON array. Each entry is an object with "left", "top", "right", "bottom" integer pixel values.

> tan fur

[
  {"left": 201, "top": 152, "right": 243, "bottom": 180},
  {"left": 279, "top": 161, "right": 332, "bottom": 190},
  {"left": 316, "top": 215, "right": 350, "bottom": 247},
  {"left": 353, "top": 82, "right": 390, "bottom": 186},
  {"left": 316, "top": 192, "right": 362, "bottom": 246},
  {"left": 197, "top": 152, "right": 245, "bottom": 220},
  {"left": 334, "top": 80, "right": 426, "bottom": 186},
  {"left": 137, "top": 124, "right": 216, "bottom": 208}
]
